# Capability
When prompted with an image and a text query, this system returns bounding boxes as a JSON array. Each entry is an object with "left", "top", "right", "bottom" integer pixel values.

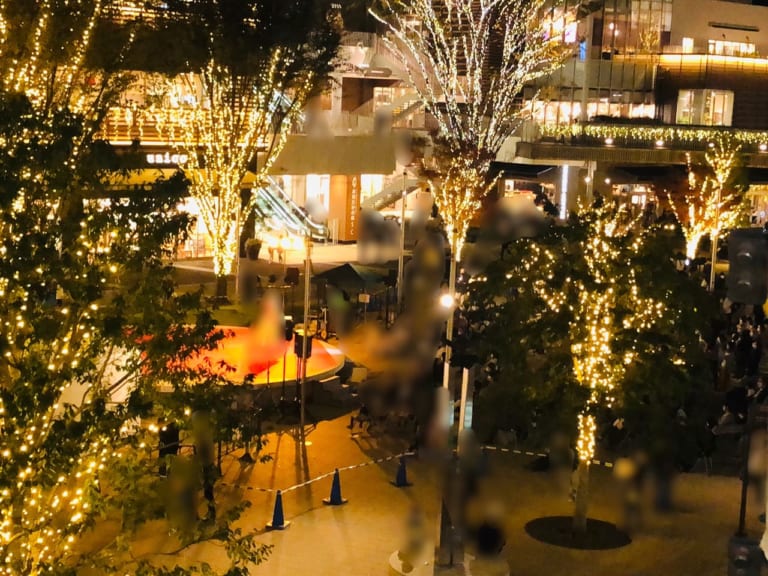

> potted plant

[{"left": 245, "top": 238, "right": 262, "bottom": 260}]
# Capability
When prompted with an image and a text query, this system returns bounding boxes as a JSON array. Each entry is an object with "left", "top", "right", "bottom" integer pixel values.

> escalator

[{"left": 251, "top": 176, "right": 326, "bottom": 241}]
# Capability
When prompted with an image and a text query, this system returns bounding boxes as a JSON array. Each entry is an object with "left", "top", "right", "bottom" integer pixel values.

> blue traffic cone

[
  {"left": 391, "top": 456, "right": 412, "bottom": 487},
  {"left": 323, "top": 469, "right": 348, "bottom": 505},
  {"left": 266, "top": 490, "right": 290, "bottom": 530}
]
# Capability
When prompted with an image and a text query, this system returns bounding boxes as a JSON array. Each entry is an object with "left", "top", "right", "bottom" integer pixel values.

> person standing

[
  {"left": 192, "top": 411, "right": 217, "bottom": 522},
  {"left": 158, "top": 418, "right": 180, "bottom": 477}
]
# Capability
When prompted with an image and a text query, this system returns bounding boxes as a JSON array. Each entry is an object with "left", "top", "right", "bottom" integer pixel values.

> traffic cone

[
  {"left": 391, "top": 456, "right": 412, "bottom": 487},
  {"left": 266, "top": 490, "right": 290, "bottom": 530},
  {"left": 323, "top": 469, "right": 348, "bottom": 505}
]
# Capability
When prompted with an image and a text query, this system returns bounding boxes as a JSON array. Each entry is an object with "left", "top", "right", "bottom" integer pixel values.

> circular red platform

[{"left": 185, "top": 326, "right": 345, "bottom": 385}]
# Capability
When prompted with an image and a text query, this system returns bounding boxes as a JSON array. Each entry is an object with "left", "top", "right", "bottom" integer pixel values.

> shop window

[
  {"left": 676, "top": 89, "right": 733, "bottom": 126},
  {"left": 360, "top": 174, "right": 384, "bottom": 201},
  {"left": 708, "top": 39, "right": 755, "bottom": 57},
  {"left": 373, "top": 87, "right": 394, "bottom": 113}
]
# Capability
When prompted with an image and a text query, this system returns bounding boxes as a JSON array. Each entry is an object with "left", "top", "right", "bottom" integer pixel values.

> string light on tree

[
  {"left": 667, "top": 135, "right": 744, "bottom": 259},
  {"left": 371, "top": 0, "right": 569, "bottom": 382}
]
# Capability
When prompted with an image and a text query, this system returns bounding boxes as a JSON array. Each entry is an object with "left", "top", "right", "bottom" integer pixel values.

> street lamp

[
  {"left": 298, "top": 207, "right": 327, "bottom": 439},
  {"left": 397, "top": 169, "right": 408, "bottom": 312},
  {"left": 439, "top": 293, "right": 455, "bottom": 310},
  {"left": 395, "top": 135, "right": 413, "bottom": 314}
]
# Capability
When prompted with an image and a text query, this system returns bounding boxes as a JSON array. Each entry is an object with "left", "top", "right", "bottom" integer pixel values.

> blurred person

[
  {"left": 158, "top": 417, "right": 180, "bottom": 477},
  {"left": 474, "top": 500, "right": 506, "bottom": 556},
  {"left": 613, "top": 453, "right": 644, "bottom": 534}
]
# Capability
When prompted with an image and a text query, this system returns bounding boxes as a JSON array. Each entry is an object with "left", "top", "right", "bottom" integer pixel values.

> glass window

[
  {"left": 676, "top": 89, "right": 734, "bottom": 126},
  {"left": 708, "top": 40, "right": 755, "bottom": 57},
  {"left": 682, "top": 37, "right": 694, "bottom": 53},
  {"left": 360, "top": 174, "right": 384, "bottom": 201}
]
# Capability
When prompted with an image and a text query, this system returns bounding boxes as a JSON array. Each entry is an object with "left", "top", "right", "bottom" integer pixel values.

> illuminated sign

[
  {"left": 346, "top": 175, "right": 360, "bottom": 241},
  {"left": 146, "top": 152, "right": 188, "bottom": 165}
]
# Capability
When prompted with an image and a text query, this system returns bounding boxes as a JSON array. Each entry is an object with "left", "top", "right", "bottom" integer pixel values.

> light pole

[
  {"left": 442, "top": 261, "right": 457, "bottom": 390},
  {"left": 396, "top": 169, "right": 408, "bottom": 312},
  {"left": 300, "top": 234, "right": 312, "bottom": 435},
  {"left": 709, "top": 183, "right": 722, "bottom": 292}
]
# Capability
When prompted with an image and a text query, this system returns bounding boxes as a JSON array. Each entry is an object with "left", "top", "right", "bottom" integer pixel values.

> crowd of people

[{"left": 711, "top": 305, "right": 768, "bottom": 429}]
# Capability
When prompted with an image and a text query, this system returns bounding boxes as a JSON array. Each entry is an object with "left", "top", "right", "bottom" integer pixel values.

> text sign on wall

[
  {"left": 346, "top": 175, "right": 360, "bottom": 241},
  {"left": 146, "top": 152, "right": 189, "bottom": 166}
]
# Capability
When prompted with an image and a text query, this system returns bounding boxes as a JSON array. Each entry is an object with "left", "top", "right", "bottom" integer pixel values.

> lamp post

[
  {"left": 709, "top": 183, "right": 722, "bottom": 292},
  {"left": 395, "top": 134, "right": 413, "bottom": 314},
  {"left": 396, "top": 169, "right": 407, "bottom": 312},
  {"left": 300, "top": 234, "right": 312, "bottom": 435},
  {"left": 442, "top": 265, "right": 457, "bottom": 390}
]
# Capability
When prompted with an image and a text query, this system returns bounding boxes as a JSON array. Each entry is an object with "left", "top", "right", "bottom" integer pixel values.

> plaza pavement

[
  {"left": 164, "top": 255, "right": 763, "bottom": 575},
  {"left": 130, "top": 411, "right": 764, "bottom": 576}
]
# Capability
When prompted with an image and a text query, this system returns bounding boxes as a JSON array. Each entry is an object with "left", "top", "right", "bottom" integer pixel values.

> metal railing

[{"left": 537, "top": 122, "right": 768, "bottom": 154}]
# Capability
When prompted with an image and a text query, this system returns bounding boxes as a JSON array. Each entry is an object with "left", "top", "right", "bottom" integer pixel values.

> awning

[
  {"left": 266, "top": 135, "right": 396, "bottom": 176},
  {"left": 313, "top": 263, "right": 386, "bottom": 291}
]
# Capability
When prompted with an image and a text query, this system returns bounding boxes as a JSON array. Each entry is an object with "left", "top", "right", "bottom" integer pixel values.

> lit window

[
  {"left": 682, "top": 37, "right": 694, "bottom": 53},
  {"left": 676, "top": 89, "right": 734, "bottom": 126},
  {"left": 708, "top": 39, "right": 755, "bottom": 57}
]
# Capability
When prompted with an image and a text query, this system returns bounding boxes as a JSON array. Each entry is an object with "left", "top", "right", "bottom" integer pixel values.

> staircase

[{"left": 362, "top": 177, "right": 421, "bottom": 211}]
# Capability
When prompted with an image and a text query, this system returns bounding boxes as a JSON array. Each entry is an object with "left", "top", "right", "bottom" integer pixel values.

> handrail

[
  {"left": 256, "top": 177, "right": 327, "bottom": 240},
  {"left": 265, "top": 177, "right": 325, "bottom": 235}
]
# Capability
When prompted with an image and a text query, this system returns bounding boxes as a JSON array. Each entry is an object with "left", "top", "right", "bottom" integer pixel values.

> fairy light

[
  {"left": 576, "top": 413, "right": 596, "bottom": 462},
  {"left": 523, "top": 208, "right": 668, "bottom": 468},
  {"left": 668, "top": 134, "right": 743, "bottom": 259},
  {"left": 540, "top": 122, "right": 768, "bottom": 148},
  {"left": 370, "top": 0, "right": 568, "bottom": 260},
  {"left": 154, "top": 57, "right": 314, "bottom": 277}
]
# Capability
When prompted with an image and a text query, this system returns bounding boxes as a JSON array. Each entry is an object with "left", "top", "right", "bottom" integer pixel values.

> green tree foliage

[
  {"left": 0, "top": 3, "right": 277, "bottom": 573},
  {"left": 0, "top": 89, "right": 274, "bottom": 575},
  {"left": 464, "top": 209, "right": 718, "bottom": 466}
]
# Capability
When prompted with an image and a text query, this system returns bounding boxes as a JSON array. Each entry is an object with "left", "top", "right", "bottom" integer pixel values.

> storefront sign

[
  {"left": 346, "top": 175, "right": 360, "bottom": 240},
  {"left": 146, "top": 152, "right": 188, "bottom": 166}
]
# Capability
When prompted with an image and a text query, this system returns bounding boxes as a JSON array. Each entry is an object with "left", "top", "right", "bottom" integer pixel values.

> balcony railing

[{"left": 538, "top": 122, "right": 768, "bottom": 154}]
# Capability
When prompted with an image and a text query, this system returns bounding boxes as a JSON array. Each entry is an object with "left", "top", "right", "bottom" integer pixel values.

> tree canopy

[{"left": 464, "top": 209, "right": 718, "bottom": 468}]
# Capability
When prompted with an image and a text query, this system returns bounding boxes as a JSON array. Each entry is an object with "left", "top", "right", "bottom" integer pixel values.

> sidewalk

[{"left": 128, "top": 412, "right": 763, "bottom": 576}]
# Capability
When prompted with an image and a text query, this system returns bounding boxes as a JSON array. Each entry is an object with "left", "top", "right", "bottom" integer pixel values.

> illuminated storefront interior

[{"left": 675, "top": 89, "right": 734, "bottom": 126}]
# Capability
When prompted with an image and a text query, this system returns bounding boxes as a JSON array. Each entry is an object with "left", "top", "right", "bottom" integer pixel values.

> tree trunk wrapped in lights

[
  {"left": 373, "top": 0, "right": 567, "bottom": 258},
  {"left": 668, "top": 135, "right": 746, "bottom": 260},
  {"left": 533, "top": 208, "right": 667, "bottom": 532},
  {"left": 371, "top": 0, "right": 569, "bottom": 377},
  {"left": 151, "top": 0, "right": 340, "bottom": 300},
  {"left": 157, "top": 57, "right": 311, "bottom": 297},
  {"left": 465, "top": 208, "right": 719, "bottom": 534}
]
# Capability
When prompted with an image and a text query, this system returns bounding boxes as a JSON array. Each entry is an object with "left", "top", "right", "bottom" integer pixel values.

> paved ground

[
  {"left": 129, "top": 411, "right": 764, "bottom": 576},
  {"left": 161, "top": 254, "right": 764, "bottom": 575}
]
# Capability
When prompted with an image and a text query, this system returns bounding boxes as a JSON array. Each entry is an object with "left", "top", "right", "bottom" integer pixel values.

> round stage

[{"left": 186, "top": 326, "right": 345, "bottom": 385}]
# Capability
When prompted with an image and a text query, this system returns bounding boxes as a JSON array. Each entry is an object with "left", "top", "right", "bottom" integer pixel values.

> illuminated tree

[
  {"left": 0, "top": 5, "right": 271, "bottom": 573},
  {"left": 464, "top": 208, "right": 715, "bottom": 531},
  {"left": 371, "top": 0, "right": 568, "bottom": 370},
  {"left": 0, "top": 0, "right": 137, "bottom": 138},
  {"left": 153, "top": 0, "right": 339, "bottom": 299},
  {"left": 667, "top": 135, "right": 747, "bottom": 259}
]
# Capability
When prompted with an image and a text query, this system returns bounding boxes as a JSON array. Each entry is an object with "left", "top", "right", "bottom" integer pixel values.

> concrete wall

[{"left": 670, "top": 0, "right": 768, "bottom": 53}]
